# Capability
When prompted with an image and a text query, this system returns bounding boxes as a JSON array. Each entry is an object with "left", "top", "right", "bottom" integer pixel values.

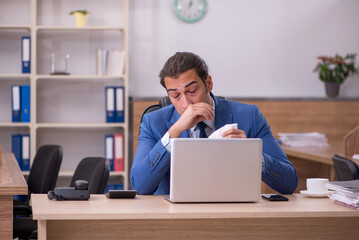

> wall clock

[{"left": 174, "top": 0, "right": 207, "bottom": 23}]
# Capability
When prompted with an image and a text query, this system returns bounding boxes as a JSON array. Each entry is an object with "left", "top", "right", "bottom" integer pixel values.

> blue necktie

[{"left": 197, "top": 122, "right": 207, "bottom": 138}]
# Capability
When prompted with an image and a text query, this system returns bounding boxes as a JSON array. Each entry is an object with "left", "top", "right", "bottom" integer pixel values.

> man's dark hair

[{"left": 159, "top": 52, "right": 209, "bottom": 88}]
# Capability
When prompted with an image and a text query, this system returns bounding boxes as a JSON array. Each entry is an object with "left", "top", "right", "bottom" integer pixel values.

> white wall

[{"left": 129, "top": 0, "right": 359, "bottom": 98}]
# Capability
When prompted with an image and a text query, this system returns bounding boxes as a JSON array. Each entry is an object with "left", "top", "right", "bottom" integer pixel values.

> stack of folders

[
  {"left": 12, "top": 134, "right": 30, "bottom": 171},
  {"left": 278, "top": 132, "right": 328, "bottom": 147},
  {"left": 325, "top": 180, "right": 359, "bottom": 210},
  {"left": 105, "top": 86, "right": 124, "bottom": 123},
  {"left": 105, "top": 134, "right": 124, "bottom": 172},
  {"left": 11, "top": 85, "right": 30, "bottom": 122},
  {"left": 96, "top": 49, "right": 125, "bottom": 76}
]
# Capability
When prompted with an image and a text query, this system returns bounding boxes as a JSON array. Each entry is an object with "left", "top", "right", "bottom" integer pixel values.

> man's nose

[{"left": 182, "top": 96, "right": 192, "bottom": 110}]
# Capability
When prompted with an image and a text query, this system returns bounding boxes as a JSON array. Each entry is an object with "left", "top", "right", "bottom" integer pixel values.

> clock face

[{"left": 174, "top": 0, "right": 207, "bottom": 23}]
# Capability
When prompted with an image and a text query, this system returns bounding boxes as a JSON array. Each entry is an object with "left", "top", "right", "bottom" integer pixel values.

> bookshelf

[{"left": 0, "top": 0, "right": 129, "bottom": 189}]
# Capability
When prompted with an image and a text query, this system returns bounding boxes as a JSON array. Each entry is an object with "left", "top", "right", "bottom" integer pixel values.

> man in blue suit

[{"left": 131, "top": 52, "right": 298, "bottom": 195}]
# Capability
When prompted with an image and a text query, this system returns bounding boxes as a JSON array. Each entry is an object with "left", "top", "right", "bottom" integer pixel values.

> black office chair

[
  {"left": 140, "top": 96, "right": 172, "bottom": 123},
  {"left": 14, "top": 156, "right": 110, "bottom": 239},
  {"left": 14, "top": 145, "right": 63, "bottom": 213},
  {"left": 332, "top": 154, "right": 359, "bottom": 181},
  {"left": 13, "top": 145, "right": 63, "bottom": 240},
  {"left": 70, "top": 157, "right": 110, "bottom": 194}
]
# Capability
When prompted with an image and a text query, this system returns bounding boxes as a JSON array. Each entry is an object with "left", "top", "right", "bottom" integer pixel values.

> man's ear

[{"left": 205, "top": 75, "right": 213, "bottom": 92}]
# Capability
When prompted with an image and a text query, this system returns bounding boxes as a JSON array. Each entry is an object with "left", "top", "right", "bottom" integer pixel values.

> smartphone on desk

[
  {"left": 106, "top": 190, "right": 137, "bottom": 199},
  {"left": 261, "top": 194, "right": 288, "bottom": 201}
]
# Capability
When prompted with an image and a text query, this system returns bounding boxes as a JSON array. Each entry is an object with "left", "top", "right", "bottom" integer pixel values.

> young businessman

[{"left": 131, "top": 52, "right": 298, "bottom": 195}]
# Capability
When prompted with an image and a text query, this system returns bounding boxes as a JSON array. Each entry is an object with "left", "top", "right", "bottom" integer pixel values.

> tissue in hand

[{"left": 208, "top": 123, "right": 238, "bottom": 139}]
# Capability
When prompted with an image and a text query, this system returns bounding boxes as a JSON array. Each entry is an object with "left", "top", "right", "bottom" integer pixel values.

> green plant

[
  {"left": 313, "top": 53, "right": 358, "bottom": 84},
  {"left": 69, "top": 10, "right": 88, "bottom": 15}
]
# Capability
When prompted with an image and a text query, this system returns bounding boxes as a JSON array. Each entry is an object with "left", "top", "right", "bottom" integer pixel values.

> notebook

[{"left": 165, "top": 138, "right": 262, "bottom": 203}]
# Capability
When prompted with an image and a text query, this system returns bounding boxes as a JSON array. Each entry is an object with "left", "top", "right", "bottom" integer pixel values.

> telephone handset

[{"left": 48, "top": 180, "right": 90, "bottom": 201}]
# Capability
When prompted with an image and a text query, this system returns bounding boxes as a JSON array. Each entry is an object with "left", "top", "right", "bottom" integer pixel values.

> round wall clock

[{"left": 174, "top": 0, "right": 207, "bottom": 23}]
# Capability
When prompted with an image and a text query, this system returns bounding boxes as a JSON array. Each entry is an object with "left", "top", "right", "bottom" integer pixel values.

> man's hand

[
  {"left": 221, "top": 128, "right": 247, "bottom": 138},
  {"left": 168, "top": 103, "right": 214, "bottom": 138}
]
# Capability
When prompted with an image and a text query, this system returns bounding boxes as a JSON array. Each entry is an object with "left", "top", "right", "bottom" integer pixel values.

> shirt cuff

[{"left": 161, "top": 131, "right": 172, "bottom": 153}]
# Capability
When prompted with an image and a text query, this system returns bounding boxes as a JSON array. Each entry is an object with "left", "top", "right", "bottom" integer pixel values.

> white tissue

[
  {"left": 353, "top": 154, "right": 359, "bottom": 160},
  {"left": 208, "top": 123, "right": 238, "bottom": 139}
]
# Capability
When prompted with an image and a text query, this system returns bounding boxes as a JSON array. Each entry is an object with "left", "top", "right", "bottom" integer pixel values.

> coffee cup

[{"left": 306, "top": 178, "right": 329, "bottom": 193}]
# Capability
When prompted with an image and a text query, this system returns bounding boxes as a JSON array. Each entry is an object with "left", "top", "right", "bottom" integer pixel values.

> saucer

[{"left": 300, "top": 190, "right": 334, "bottom": 198}]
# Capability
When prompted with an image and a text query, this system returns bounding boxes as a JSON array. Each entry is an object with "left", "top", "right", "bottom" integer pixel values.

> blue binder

[
  {"left": 105, "top": 135, "right": 114, "bottom": 171},
  {"left": 21, "top": 85, "right": 30, "bottom": 122},
  {"left": 11, "top": 85, "right": 21, "bottom": 122},
  {"left": 21, "top": 36, "right": 31, "bottom": 74},
  {"left": 12, "top": 134, "right": 23, "bottom": 169},
  {"left": 21, "top": 135, "right": 30, "bottom": 171},
  {"left": 105, "top": 87, "right": 115, "bottom": 122},
  {"left": 115, "top": 87, "right": 124, "bottom": 122}
]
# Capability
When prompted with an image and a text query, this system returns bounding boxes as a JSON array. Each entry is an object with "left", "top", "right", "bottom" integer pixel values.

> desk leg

[
  {"left": 37, "top": 220, "right": 47, "bottom": 240},
  {"left": 0, "top": 195, "right": 12, "bottom": 240}
]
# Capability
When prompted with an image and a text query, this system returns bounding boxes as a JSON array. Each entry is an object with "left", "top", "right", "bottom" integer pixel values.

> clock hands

[{"left": 188, "top": 0, "right": 193, "bottom": 8}]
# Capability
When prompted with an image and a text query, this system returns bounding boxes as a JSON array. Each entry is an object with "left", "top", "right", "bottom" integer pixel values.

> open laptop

[{"left": 166, "top": 138, "right": 262, "bottom": 203}]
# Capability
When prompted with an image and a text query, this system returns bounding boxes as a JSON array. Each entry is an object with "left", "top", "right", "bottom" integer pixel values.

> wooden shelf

[
  {"left": 0, "top": 74, "right": 31, "bottom": 79},
  {"left": 36, "top": 26, "right": 124, "bottom": 31},
  {"left": 0, "top": 122, "right": 30, "bottom": 128},
  {"left": 36, "top": 123, "right": 126, "bottom": 129},
  {"left": 36, "top": 74, "right": 125, "bottom": 80},
  {"left": 0, "top": 25, "right": 31, "bottom": 30},
  {"left": 57, "top": 170, "right": 125, "bottom": 177}
]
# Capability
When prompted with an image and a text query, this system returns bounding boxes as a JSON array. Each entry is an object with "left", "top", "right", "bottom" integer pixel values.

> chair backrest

[
  {"left": 70, "top": 157, "right": 110, "bottom": 194},
  {"left": 27, "top": 145, "right": 63, "bottom": 194},
  {"left": 140, "top": 96, "right": 172, "bottom": 123},
  {"left": 332, "top": 154, "right": 359, "bottom": 181}
]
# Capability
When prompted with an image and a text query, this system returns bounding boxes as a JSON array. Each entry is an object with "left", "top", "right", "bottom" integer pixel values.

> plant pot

[
  {"left": 324, "top": 82, "right": 340, "bottom": 98},
  {"left": 73, "top": 12, "right": 87, "bottom": 27}
]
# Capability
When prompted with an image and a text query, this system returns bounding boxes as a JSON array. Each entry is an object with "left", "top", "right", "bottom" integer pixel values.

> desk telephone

[{"left": 48, "top": 180, "right": 90, "bottom": 201}]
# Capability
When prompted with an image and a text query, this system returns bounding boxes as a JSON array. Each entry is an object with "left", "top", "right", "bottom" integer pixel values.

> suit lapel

[{"left": 213, "top": 94, "right": 233, "bottom": 130}]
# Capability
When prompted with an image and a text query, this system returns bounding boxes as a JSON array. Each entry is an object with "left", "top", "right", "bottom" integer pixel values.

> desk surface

[
  {"left": 282, "top": 143, "right": 342, "bottom": 166},
  {"left": 0, "top": 153, "right": 27, "bottom": 195},
  {"left": 282, "top": 143, "right": 359, "bottom": 166},
  {"left": 32, "top": 194, "right": 359, "bottom": 220}
]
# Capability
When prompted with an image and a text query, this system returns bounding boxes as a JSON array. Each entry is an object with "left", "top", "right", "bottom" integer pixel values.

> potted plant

[
  {"left": 314, "top": 53, "right": 358, "bottom": 97},
  {"left": 69, "top": 10, "right": 88, "bottom": 27}
]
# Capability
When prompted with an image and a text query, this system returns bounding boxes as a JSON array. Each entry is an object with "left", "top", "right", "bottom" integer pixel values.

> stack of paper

[
  {"left": 278, "top": 132, "right": 328, "bottom": 147},
  {"left": 325, "top": 180, "right": 359, "bottom": 210}
]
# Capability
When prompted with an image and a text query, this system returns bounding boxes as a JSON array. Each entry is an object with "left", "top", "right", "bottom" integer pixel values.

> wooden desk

[
  {"left": 0, "top": 153, "right": 28, "bottom": 239},
  {"left": 281, "top": 143, "right": 359, "bottom": 193},
  {"left": 32, "top": 194, "right": 359, "bottom": 240}
]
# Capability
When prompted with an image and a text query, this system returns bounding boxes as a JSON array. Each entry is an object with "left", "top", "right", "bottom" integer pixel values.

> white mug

[{"left": 306, "top": 178, "right": 329, "bottom": 193}]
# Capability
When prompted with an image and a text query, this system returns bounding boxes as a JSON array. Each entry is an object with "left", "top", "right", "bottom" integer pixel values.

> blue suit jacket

[{"left": 131, "top": 94, "right": 298, "bottom": 195}]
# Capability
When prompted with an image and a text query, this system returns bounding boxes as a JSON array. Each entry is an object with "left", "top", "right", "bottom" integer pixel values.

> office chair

[
  {"left": 14, "top": 145, "right": 63, "bottom": 213},
  {"left": 14, "top": 157, "right": 110, "bottom": 239},
  {"left": 70, "top": 157, "right": 110, "bottom": 194},
  {"left": 140, "top": 96, "right": 172, "bottom": 123},
  {"left": 332, "top": 154, "right": 359, "bottom": 181},
  {"left": 13, "top": 145, "right": 63, "bottom": 240}
]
